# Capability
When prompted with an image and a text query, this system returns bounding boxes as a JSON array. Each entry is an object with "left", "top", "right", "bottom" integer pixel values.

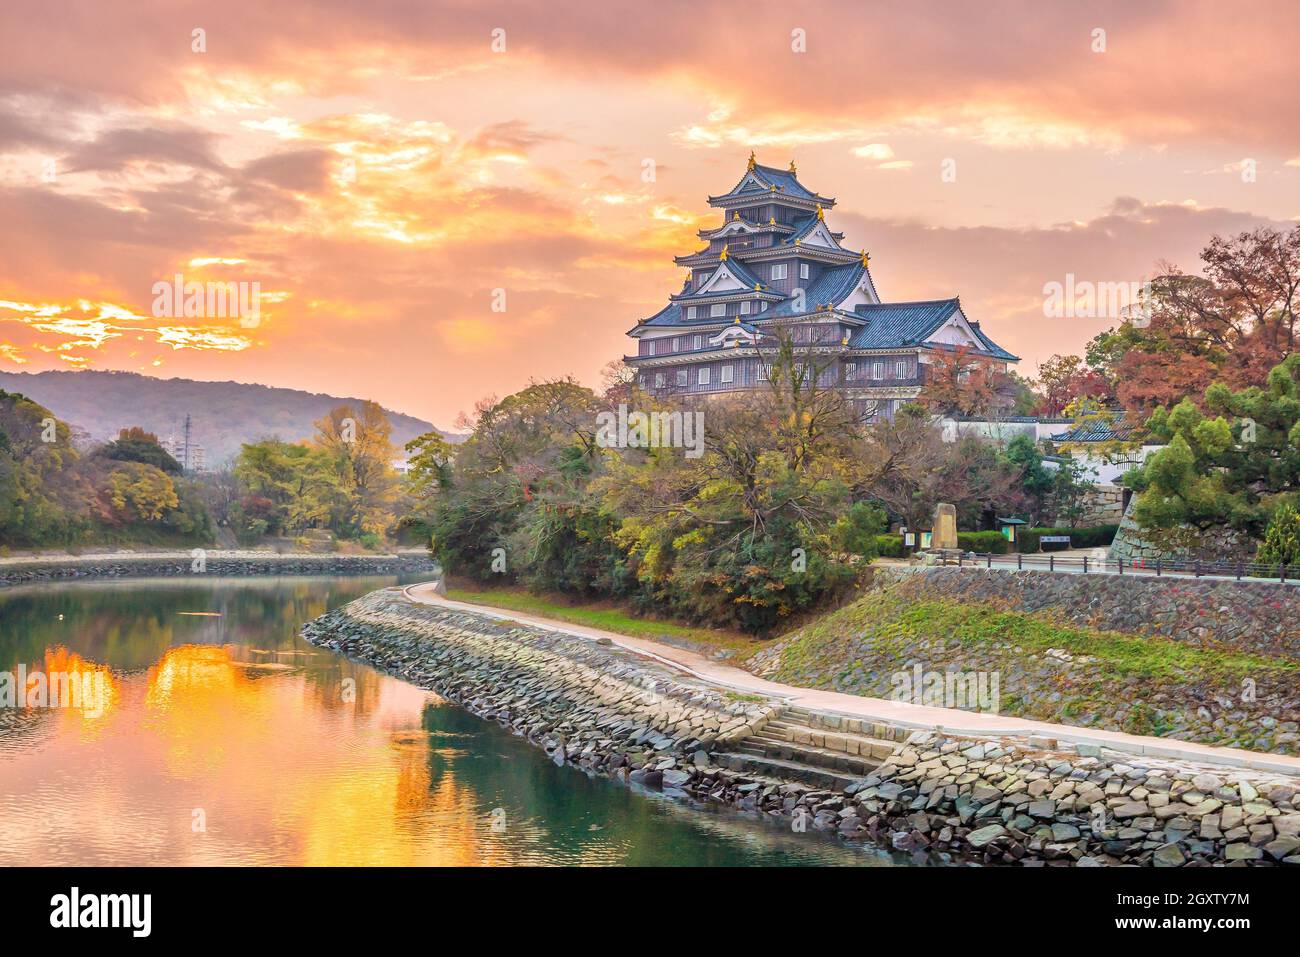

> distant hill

[{"left": 0, "top": 370, "right": 453, "bottom": 467}]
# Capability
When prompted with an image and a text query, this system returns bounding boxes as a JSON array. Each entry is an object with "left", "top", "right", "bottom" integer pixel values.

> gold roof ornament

[
  {"left": 768, "top": 216, "right": 776, "bottom": 225},
  {"left": 794, "top": 238, "right": 801, "bottom": 245},
  {"left": 747, "top": 150, "right": 756, "bottom": 171},
  {"left": 734, "top": 315, "right": 741, "bottom": 324},
  {"left": 719, "top": 243, "right": 729, "bottom": 260},
  {"left": 789, "top": 160, "right": 797, "bottom": 173},
  {"left": 860, "top": 250, "right": 870, "bottom": 266},
  {"left": 733, "top": 211, "right": 740, "bottom": 220},
  {"left": 816, "top": 204, "right": 825, "bottom": 221}
]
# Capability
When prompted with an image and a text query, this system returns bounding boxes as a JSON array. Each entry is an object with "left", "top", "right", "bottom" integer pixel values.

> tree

[
  {"left": 97, "top": 462, "right": 179, "bottom": 524},
  {"left": 1002, "top": 434, "right": 1055, "bottom": 524},
  {"left": 233, "top": 440, "right": 317, "bottom": 536},
  {"left": 1256, "top": 503, "right": 1300, "bottom": 573},
  {"left": 0, "top": 390, "right": 89, "bottom": 545},
  {"left": 1033, "top": 354, "right": 1112, "bottom": 417},
  {"left": 855, "top": 406, "right": 1026, "bottom": 533},
  {"left": 1093, "top": 227, "right": 1300, "bottom": 415},
  {"left": 919, "top": 346, "right": 1018, "bottom": 418},
  {"left": 597, "top": 393, "right": 860, "bottom": 633},
  {"left": 313, "top": 401, "right": 400, "bottom": 537},
  {"left": 430, "top": 379, "right": 606, "bottom": 582},
  {"left": 1049, "top": 456, "right": 1098, "bottom": 528},
  {"left": 101, "top": 427, "right": 182, "bottom": 475},
  {"left": 1127, "top": 352, "right": 1300, "bottom": 540},
  {"left": 599, "top": 359, "right": 638, "bottom": 405}
]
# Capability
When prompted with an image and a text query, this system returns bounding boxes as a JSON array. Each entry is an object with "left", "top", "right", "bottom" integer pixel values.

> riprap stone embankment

[
  {"left": 0, "top": 550, "right": 436, "bottom": 584},
  {"left": 303, "top": 587, "right": 1300, "bottom": 867}
]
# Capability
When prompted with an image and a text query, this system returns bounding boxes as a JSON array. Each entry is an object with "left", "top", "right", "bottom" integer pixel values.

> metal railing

[{"left": 952, "top": 551, "right": 1300, "bottom": 584}]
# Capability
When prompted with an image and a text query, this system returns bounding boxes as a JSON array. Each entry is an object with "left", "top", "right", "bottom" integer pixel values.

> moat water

[{"left": 0, "top": 576, "right": 906, "bottom": 866}]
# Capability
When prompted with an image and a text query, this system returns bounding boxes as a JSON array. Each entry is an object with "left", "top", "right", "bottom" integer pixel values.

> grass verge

[{"left": 444, "top": 585, "right": 757, "bottom": 655}]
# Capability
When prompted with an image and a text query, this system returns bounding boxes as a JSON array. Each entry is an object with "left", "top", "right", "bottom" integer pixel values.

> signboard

[
  {"left": 904, "top": 533, "right": 915, "bottom": 547},
  {"left": 1040, "top": 535, "right": 1071, "bottom": 543}
]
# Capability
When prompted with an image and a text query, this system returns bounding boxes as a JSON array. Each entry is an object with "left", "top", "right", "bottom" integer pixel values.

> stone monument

[{"left": 932, "top": 502, "right": 958, "bottom": 551}]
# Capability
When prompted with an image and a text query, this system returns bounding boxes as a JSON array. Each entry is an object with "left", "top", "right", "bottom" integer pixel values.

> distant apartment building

[{"left": 159, "top": 434, "right": 207, "bottom": 472}]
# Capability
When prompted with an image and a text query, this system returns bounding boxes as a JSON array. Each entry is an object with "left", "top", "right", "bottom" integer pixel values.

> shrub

[
  {"left": 957, "top": 531, "right": 1009, "bottom": 554},
  {"left": 1256, "top": 503, "right": 1300, "bottom": 574},
  {"left": 873, "top": 534, "right": 907, "bottom": 558},
  {"left": 831, "top": 502, "right": 887, "bottom": 559},
  {"left": 1019, "top": 524, "right": 1119, "bottom": 553}
]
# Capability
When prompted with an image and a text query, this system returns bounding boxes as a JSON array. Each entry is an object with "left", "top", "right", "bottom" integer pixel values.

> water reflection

[{"left": 0, "top": 576, "right": 900, "bottom": 866}]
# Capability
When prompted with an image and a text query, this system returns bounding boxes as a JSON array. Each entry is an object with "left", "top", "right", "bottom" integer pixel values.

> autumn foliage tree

[
  {"left": 0, "top": 390, "right": 211, "bottom": 546},
  {"left": 919, "top": 346, "right": 1021, "bottom": 418},
  {"left": 1032, "top": 354, "right": 1113, "bottom": 417},
  {"left": 1089, "top": 226, "right": 1300, "bottom": 415}
]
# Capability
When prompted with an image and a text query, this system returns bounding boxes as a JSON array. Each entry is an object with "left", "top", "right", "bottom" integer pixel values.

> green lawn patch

[{"left": 445, "top": 585, "right": 755, "bottom": 655}]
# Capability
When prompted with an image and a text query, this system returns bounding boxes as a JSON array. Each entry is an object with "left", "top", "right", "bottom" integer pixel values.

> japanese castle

[{"left": 626, "top": 154, "right": 1018, "bottom": 419}]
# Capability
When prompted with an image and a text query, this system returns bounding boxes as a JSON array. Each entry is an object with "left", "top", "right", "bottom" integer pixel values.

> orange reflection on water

[
  {"left": 118, "top": 643, "right": 493, "bottom": 865},
  {"left": 38, "top": 647, "right": 120, "bottom": 735},
  {"left": 0, "top": 581, "right": 579, "bottom": 866}
]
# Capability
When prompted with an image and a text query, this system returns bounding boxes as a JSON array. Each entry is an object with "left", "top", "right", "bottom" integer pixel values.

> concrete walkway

[{"left": 402, "top": 581, "right": 1300, "bottom": 777}]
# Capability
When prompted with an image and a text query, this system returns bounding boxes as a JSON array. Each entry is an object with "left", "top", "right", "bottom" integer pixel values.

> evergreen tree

[{"left": 1256, "top": 503, "right": 1300, "bottom": 573}]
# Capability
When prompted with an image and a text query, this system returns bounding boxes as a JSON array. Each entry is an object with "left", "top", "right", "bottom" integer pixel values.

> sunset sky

[{"left": 1, "top": 0, "right": 1297, "bottom": 429}]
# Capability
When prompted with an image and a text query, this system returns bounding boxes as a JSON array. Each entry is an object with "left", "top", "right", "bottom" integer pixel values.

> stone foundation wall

[
  {"left": 1061, "top": 483, "right": 1125, "bottom": 527},
  {"left": 0, "top": 550, "right": 437, "bottom": 585},
  {"left": 1109, "top": 496, "right": 1255, "bottom": 563},
  {"left": 302, "top": 587, "right": 1300, "bottom": 867},
  {"left": 874, "top": 565, "right": 1298, "bottom": 657}
]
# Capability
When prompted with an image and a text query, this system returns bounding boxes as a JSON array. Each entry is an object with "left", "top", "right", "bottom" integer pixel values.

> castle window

[
  {"left": 693, "top": 334, "right": 703, "bottom": 349},
  {"left": 872, "top": 361, "right": 884, "bottom": 380},
  {"left": 676, "top": 369, "right": 688, "bottom": 387},
  {"left": 647, "top": 340, "right": 655, "bottom": 356},
  {"left": 760, "top": 302, "right": 769, "bottom": 312},
  {"left": 896, "top": 360, "right": 908, "bottom": 379},
  {"left": 720, "top": 364, "right": 733, "bottom": 383},
  {"left": 799, "top": 263, "right": 810, "bottom": 280},
  {"left": 710, "top": 303, "right": 726, "bottom": 318},
  {"left": 740, "top": 300, "right": 751, "bottom": 315},
  {"left": 770, "top": 264, "right": 788, "bottom": 281},
  {"left": 687, "top": 307, "right": 697, "bottom": 320},
  {"left": 654, "top": 373, "right": 665, "bottom": 388},
  {"left": 757, "top": 362, "right": 768, "bottom": 381},
  {"left": 698, "top": 367, "right": 710, "bottom": 385},
  {"left": 845, "top": 362, "right": 857, "bottom": 377}
]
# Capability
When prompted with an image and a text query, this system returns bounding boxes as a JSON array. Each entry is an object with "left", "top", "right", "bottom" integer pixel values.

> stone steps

[
  {"left": 711, "top": 751, "right": 865, "bottom": 792},
  {"left": 744, "top": 735, "right": 880, "bottom": 775},
  {"left": 712, "top": 706, "right": 903, "bottom": 793}
]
